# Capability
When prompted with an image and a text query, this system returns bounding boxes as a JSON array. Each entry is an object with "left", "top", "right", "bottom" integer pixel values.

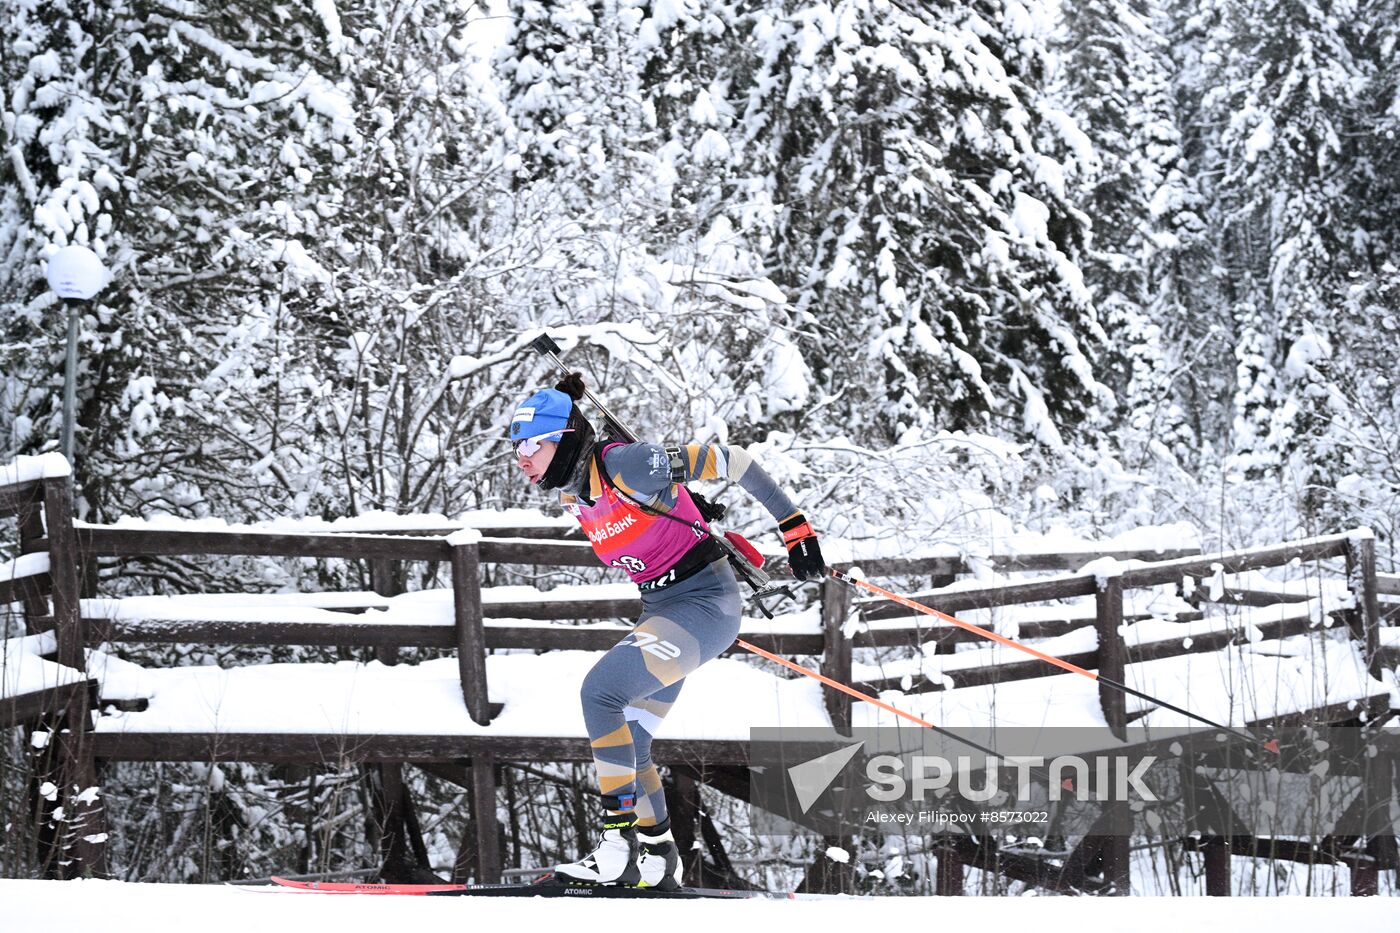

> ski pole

[
  {"left": 736, "top": 639, "right": 1095, "bottom": 797},
  {"left": 736, "top": 638, "right": 1015, "bottom": 761},
  {"left": 828, "top": 568, "right": 1280, "bottom": 753}
]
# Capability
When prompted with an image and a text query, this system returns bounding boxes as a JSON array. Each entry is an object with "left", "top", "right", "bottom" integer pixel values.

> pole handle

[
  {"left": 528, "top": 331, "right": 638, "bottom": 443},
  {"left": 529, "top": 333, "right": 562, "bottom": 356}
]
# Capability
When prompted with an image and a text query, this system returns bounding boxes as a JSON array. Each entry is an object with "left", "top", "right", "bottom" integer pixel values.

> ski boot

[
  {"left": 636, "top": 818, "right": 683, "bottom": 891},
  {"left": 552, "top": 800, "right": 641, "bottom": 887}
]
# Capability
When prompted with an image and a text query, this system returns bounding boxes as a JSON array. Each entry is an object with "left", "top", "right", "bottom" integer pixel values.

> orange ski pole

[
  {"left": 733, "top": 637, "right": 1005, "bottom": 758},
  {"left": 826, "top": 568, "right": 1277, "bottom": 753}
]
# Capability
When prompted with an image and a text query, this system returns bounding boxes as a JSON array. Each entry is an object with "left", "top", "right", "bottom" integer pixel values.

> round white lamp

[
  {"left": 46, "top": 244, "right": 108, "bottom": 300},
  {"left": 45, "top": 244, "right": 108, "bottom": 462}
]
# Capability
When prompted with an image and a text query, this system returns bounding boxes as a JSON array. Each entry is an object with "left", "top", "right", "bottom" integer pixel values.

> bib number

[
  {"left": 612, "top": 555, "right": 647, "bottom": 574},
  {"left": 624, "top": 630, "right": 683, "bottom": 661}
]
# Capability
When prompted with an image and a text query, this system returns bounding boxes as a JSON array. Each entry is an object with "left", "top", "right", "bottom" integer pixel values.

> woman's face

[{"left": 517, "top": 438, "right": 558, "bottom": 485}]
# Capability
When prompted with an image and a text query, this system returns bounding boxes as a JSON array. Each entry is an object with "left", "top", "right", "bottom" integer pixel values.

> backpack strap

[
  {"left": 595, "top": 442, "right": 699, "bottom": 526},
  {"left": 663, "top": 446, "right": 687, "bottom": 485}
]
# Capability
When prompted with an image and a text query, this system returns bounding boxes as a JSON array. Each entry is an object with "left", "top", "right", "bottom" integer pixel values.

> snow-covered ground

[
  {"left": 80, "top": 623, "right": 1388, "bottom": 741},
  {"left": 1, "top": 879, "right": 1396, "bottom": 931}
]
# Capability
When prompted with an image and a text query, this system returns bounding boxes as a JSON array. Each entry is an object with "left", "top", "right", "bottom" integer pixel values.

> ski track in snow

[{"left": 2, "top": 879, "right": 1396, "bottom": 930}]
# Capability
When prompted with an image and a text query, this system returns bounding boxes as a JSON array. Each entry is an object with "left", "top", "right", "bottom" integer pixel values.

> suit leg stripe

[
  {"left": 623, "top": 705, "right": 666, "bottom": 736},
  {"left": 590, "top": 723, "right": 634, "bottom": 748}
]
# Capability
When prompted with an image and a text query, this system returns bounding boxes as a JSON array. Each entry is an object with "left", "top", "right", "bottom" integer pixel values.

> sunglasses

[{"left": 514, "top": 429, "right": 573, "bottom": 457}]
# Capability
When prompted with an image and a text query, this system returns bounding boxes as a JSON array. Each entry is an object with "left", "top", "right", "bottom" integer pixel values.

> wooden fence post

[
  {"left": 1099, "top": 801, "right": 1132, "bottom": 895},
  {"left": 449, "top": 532, "right": 491, "bottom": 725},
  {"left": 15, "top": 496, "right": 50, "bottom": 630},
  {"left": 795, "top": 834, "right": 856, "bottom": 895},
  {"left": 1093, "top": 574, "right": 1127, "bottom": 738},
  {"left": 470, "top": 752, "right": 502, "bottom": 884},
  {"left": 448, "top": 531, "right": 499, "bottom": 882},
  {"left": 1204, "top": 838, "right": 1232, "bottom": 895},
  {"left": 667, "top": 770, "right": 703, "bottom": 887},
  {"left": 42, "top": 477, "right": 83, "bottom": 672},
  {"left": 1351, "top": 740, "right": 1393, "bottom": 896},
  {"left": 365, "top": 558, "right": 439, "bottom": 882},
  {"left": 1092, "top": 574, "right": 1130, "bottom": 893},
  {"left": 820, "top": 575, "right": 853, "bottom": 731},
  {"left": 1351, "top": 858, "right": 1379, "bottom": 896},
  {"left": 38, "top": 476, "right": 105, "bottom": 878},
  {"left": 370, "top": 764, "right": 438, "bottom": 883},
  {"left": 370, "top": 558, "right": 399, "bottom": 667},
  {"left": 1344, "top": 534, "right": 1382, "bottom": 679},
  {"left": 935, "top": 847, "right": 964, "bottom": 895}
]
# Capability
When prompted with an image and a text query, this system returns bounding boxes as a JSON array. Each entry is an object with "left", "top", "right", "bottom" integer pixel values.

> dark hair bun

[{"left": 555, "top": 372, "right": 587, "bottom": 401}]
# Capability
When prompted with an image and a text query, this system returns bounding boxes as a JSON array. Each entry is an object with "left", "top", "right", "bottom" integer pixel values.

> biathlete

[{"left": 509, "top": 373, "right": 825, "bottom": 889}]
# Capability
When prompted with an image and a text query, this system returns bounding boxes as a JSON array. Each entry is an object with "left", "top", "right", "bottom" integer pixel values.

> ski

[
  {"left": 266, "top": 874, "right": 820, "bottom": 900},
  {"left": 267, "top": 876, "right": 469, "bottom": 895}
]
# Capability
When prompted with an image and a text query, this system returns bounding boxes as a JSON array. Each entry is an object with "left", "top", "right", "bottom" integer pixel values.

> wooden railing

[
  {"left": 854, "top": 531, "right": 1389, "bottom": 733},
  {"left": 50, "top": 519, "right": 1214, "bottom": 728},
  {"left": 6, "top": 471, "right": 1395, "bottom": 890},
  {"left": 19, "top": 513, "right": 1391, "bottom": 736}
]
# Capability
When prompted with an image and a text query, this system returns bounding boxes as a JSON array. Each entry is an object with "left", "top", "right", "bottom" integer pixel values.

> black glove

[{"left": 779, "top": 512, "right": 826, "bottom": 581}]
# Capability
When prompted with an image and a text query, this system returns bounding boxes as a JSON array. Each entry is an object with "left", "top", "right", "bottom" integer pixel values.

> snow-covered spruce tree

[
  {"left": 493, "top": 0, "right": 800, "bottom": 452},
  {"left": 1050, "top": 0, "right": 1204, "bottom": 467},
  {"left": 233, "top": 2, "right": 530, "bottom": 523},
  {"left": 496, "top": 0, "right": 632, "bottom": 200},
  {"left": 625, "top": 0, "right": 820, "bottom": 446},
  {"left": 1145, "top": 0, "right": 1244, "bottom": 467},
  {"left": 1350, "top": 4, "right": 1400, "bottom": 258},
  {"left": 1316, "top": 268, "right": 1400, "bottom": 558},
  {"left": 1, "top": 0, "right": 530, "bottom": 526},
  {"left": 1197, "top": 0, "right": 1367, "bottom": 500},
  {"left": 1, "top": 0, "right": 133, "bottom": 513},
  {"left": 738, "top": 0, "right": 1111, "bottom": 447},
  {"left": 1, "top": 0, "right": 533, "bottom": 881},
  {"left": 1, "top": 0, "right": 357, "bottom": 521},
  {"left": 1262, "top": 4, "right": 1400, "bottom": 538}
]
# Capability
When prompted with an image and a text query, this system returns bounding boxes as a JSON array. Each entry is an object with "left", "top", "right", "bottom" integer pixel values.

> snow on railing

[{"left": 0, "top": 453, "right": 71, "bottom": 489}]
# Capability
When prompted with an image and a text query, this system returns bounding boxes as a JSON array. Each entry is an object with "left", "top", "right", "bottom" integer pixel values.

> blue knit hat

[{"left": 510, "top": 387, "right": 573, "bottom": 445}]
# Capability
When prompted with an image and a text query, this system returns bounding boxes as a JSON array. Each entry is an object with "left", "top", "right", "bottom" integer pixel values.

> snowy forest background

[{"left": 3, "top": 0, "right": 1400, "bottom": 889}]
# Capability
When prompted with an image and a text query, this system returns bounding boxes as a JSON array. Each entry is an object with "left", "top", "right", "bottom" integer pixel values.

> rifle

[{"left": 527, "top": 332, "right": 796, "bottom": 617}]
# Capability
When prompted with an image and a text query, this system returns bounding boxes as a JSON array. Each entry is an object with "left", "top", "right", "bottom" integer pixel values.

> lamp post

[{"left": 44, "top": 244, "right": 108, "bottom": 463}]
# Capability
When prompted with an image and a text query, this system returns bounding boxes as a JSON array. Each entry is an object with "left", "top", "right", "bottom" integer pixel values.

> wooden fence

[{"left": 3, "top": 472, "right": 1395, "bottom": 894}]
